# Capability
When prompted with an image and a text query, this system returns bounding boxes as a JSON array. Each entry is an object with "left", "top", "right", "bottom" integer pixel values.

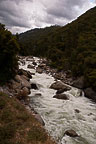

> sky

[{"left": 0, "top": 0, "right": 96, "bottom": 34}]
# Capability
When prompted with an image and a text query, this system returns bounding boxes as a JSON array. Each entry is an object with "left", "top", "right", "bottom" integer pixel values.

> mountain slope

[{"left": 19, "top": 6, "right": 96, "bottom": 90}]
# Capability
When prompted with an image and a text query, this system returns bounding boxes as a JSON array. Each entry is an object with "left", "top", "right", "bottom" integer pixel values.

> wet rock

[
  {"left": 72, "top": 76, "right": 85, "bottom": 89},
  {"left": 56, "top": 89, "right": 68, "bottom": 94},
  {"left": 35, "top": 93, "right": 42, "bottom": 96},
  {"left": 53, "top": 94, "right": 69, "bottom": 100},
  {"left": 19, "top": 59, "right": 25, "bottom": 66},
  {"left": 18, "top": 69, "right": 32, "bottom": 79},
  {"left": 27, "top": 64, "right": 35, "bottom": 69},
  {"left": 31, "top": 83, "right": 38, "bottom": 90},
  {"left": 88, "top": 113, "right": 93, "bottom": 116},
  {"left": 26, "top": 57, "right": 33, "bottom": 61},
  {"left": 34, "top": 114, "right": 45, "bottom": 126},
  {"left": 36, "top": 67, "right": 43, "bottom": 74},
  {"left": 50, "top": 81, "right": 71, "bottom": 91},
  {"left": 75, "top": 109, "right": 80, "bottom": 113},
  {"left": 64, "top": 129, "right": 78, "bottom": 137},
  {"left": 32, "top": 61, "right": 37, "bottom": 66},
  {"left": 84, "top": 88, "right": 96, "bottom": 102}
]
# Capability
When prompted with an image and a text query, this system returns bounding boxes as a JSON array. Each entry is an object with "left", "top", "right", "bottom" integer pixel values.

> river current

[{"left": 20, "top": 57, "right": 96, "bottom": 144}]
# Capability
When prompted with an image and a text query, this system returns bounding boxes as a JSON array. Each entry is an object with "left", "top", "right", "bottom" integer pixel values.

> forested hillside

[
  {"left": 0, "top": 23, "right": 19, "bottom": 84},
  {"left": 19, "top": 6, "right": 96, "bottom": 90}
]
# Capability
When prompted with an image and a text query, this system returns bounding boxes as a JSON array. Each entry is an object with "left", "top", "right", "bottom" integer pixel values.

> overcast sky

[{"left": 0, "top": 0, "right": 96, "bottom": 34}]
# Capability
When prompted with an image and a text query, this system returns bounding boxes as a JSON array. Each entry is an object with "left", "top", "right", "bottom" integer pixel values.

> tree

[{"left": 0, "top": 23, "right": 19, "bottom": 84}]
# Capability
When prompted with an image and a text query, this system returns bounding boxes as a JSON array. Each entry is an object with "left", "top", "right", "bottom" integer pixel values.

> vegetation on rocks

[
  {"left": 0, "top": 92, "right": 56, "bottom": 144},
  {"left": 19, "top": 6, "right": 96, "bottom": 91}
]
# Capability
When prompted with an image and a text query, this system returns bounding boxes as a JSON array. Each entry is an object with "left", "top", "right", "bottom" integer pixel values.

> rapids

[{"left": 19, "top": 57, "right": 96, "bottom": 144}]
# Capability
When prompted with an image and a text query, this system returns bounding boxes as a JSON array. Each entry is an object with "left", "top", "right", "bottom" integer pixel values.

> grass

[{"left": 0, "top": 92, "right": 56, "bottom": 144}]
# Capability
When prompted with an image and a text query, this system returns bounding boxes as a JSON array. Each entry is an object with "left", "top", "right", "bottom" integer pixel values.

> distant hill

[{"left": 19, "top": 6, "right": 96, "bottom": 90}]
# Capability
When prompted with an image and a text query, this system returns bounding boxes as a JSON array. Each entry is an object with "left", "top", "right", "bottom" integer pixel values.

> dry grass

[{"left": 0, "top": 92, "right": 56, "bottom": 144}]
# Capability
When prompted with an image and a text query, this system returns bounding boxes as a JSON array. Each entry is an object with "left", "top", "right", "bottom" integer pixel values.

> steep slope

[
  {"left": 0, "top": 92, "right": 56, "bottom": 144},
  {"left": 19, "top": 6, "right": 96, "bottom": 90}
]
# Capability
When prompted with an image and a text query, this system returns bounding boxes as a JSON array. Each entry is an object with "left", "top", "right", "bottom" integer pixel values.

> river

[{"left": 19, "top": 57, "right": 96, "bottom": 144}]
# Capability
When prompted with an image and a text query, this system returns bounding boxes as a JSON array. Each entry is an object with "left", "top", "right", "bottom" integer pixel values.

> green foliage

[
  {"left": 19, "top": 7, "right": 96, "bottom": 89},
  {"left": 0, "top": 23, "right": 19, "bottom": 84}
]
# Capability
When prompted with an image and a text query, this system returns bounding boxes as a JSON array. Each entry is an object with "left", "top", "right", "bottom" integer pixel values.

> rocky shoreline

[
  {"left": 1, "top": 55, "right": 96, "bottom": 110},
  {"left": 20, "top": 55, "right": 96, "bottom": 103},
  {"left": 0, "top": 56, "right": 96, "bottom": 143}
]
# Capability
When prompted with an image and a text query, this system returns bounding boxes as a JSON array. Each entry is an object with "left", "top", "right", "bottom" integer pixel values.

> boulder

[
  {"left": 32, "top": 61, "right": 37, "bottom": 66},
  {"left": 21, "top": 75, "right": 30, "bottom": 81},
  {"left": 50, "top": 81, "right": 71, "bottom": 91},
  {"left": 16, "top": 87, "right": 30, "bottom": 100},
  {"left": 56, "top": 89, "right": 67, "bottom": 94},
  {"left": 31, "top": 83, "right": 38, "bottom": 90},
  {"left": 38, "top": 64, "right": 46, "bottom": 68},
  {"left": 26, "top": 71, "right": 32, "bottom": 79},
  {"left": 15, "top": 74, "right": 30, "bottom": 82},
  {"left": 18, "top": 69, "right": 32, "bottom": 79},
  {"left": 34, "top": 114, "right": 45, "bottom": 126},
  {"left": 27, "top": 64, "right": 35, "bottom": 69},
  {"left": 72, "top": 76, "right": 85, "bottom": 89},
  {"left": 53, "top": 94, "right": 69, "bottom": 100},
  {"left": 20, "top": 77, "right": 31, "bottom": 89},
  {"left": 36, "top": 67, "right": 43, "bottom": 74},
  {"left": 10, "top": 80, "right": 22, "bottom": 90},
  {"left": 64, "top": 129, "right": 78, "bottom": 137},
  {"left": 84, "top": 88, "right": 96, "bottom": 102},
  {"left": 75, "top": 109, "right": 80, "bottom": 113}
]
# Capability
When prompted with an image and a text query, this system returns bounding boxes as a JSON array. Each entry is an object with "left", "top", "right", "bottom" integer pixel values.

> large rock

[
  {"left": 10, "top": 80, "right": 22, "bottom": 90},
  {"left": 15, "top": 75, "right": 31, "bottom": 89},
  {"left": 50, "top": 81, "right": 71, "bottom": 91},
  {"left": 18, "top": 69, "right": 32, "bottom": 79},
  {"left": 15, "top": 74, "right": 30, "bottom": 82},
  {"left": 27, "top": 64, "right": 35, "bottom": 69},
  {"left": 31, "top": 83, "right": 38, "bottom": 90},
  {"left": 20, "top": 76, "right": 31, "bottom": 89},
  {"left": 84, "top": 88, "right": 96, "bottom": 102},
  {"left": 64, "top": 129, "right": 78, "bottom": 137},
  {"left": 36, "top": 67, "right": 43, "bottom": 74},
  {"left": 72, "top": 76, "right": 85, "bottom": 89},
  {"left": 16, "top": 87, "right": 30, "bottom": 100},
  {"left": 56, "top": 89, "right": 67, "bottom": 94},
  {"left": 53, "top": 94, "right": 69, "bottom": 100},
  {"left": 32, "top": 61, "right": 37, "bottom": 66}
]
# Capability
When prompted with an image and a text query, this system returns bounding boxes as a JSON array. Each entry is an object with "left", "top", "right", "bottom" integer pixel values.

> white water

[{"left": 20, "top": 57, "right": 96, "bottom": 144}]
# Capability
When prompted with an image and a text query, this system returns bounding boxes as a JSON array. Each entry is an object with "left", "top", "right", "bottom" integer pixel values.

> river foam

[{"left": 19, "top": 57, "right": 96, "bottom": 144}]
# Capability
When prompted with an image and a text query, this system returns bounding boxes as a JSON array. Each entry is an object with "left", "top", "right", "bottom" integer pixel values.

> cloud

[{"left": 0, "top": 0, "right": 95, "bottom": 33}]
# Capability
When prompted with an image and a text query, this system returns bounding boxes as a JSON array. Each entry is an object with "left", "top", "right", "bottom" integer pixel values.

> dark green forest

[
  {"left": 0, "top": 23, "right": 19, "bottom": 84},
  {"left": 19, "top": 6, "right": 96, "bottom": 90}
]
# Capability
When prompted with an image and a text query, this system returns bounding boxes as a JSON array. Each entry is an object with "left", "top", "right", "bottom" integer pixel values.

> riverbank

[
  {"left": 0, "top": 92, "right": 56, "bottom": 144},
  {"left": 0, "top": 56, "right": 56, "bottom": 144}
]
